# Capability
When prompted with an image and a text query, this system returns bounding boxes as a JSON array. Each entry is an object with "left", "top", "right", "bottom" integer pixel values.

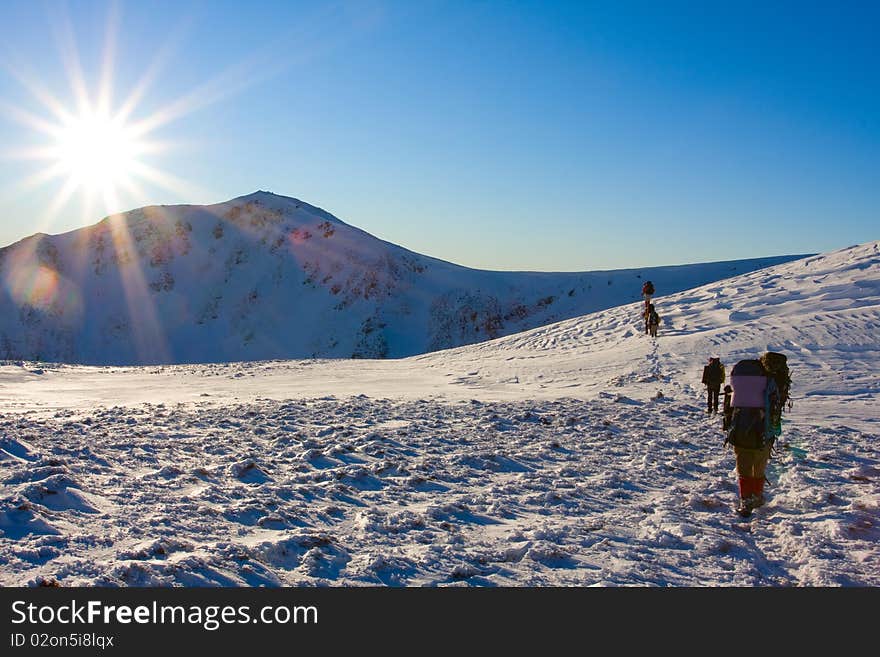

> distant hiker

[
  {"left": 701, "top": 357, "right": 725, "bottom": 415},
  {"left": 724, "top": 351, "right": 791, "bottom": 517},
  {"left": 647, "top": 304, "right": 660, "bottom": 338},
  {"left": 722, "top": 385, "right": 733, "bottom": 431},
  {"left": 641, "top": 281, "right": 655, "bottom": 332}
]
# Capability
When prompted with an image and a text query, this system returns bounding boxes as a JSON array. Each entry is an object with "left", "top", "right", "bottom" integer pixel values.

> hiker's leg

[
  {"left": 734, "top": 447, "right": 750, "bottom": 501},
  {"left": 753, "top": 447, "right": 770, "bottom": 504},
  {"left": 735, "top": 447, "right": 769, "bottom": 507}
]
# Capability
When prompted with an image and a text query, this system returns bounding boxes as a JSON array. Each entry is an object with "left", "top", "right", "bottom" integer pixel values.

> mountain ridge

[{"left": 0, "top": 191, "right": 809, "bottom": 365}]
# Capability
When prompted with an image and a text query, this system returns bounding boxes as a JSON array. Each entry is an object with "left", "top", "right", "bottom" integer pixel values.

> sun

[
  {"left": 5, "top": 79, "right": 186, "bottom": 225},
  {"left": 53, "top": 108, "right": 145, "bottom": 193},
  {"left": 0, "top": 6, "right": 206, "bottom": 227},
  {"left": 8, "top": 89, "right": 177, "bottom": 223},
  {"left": 3, "top": 0, "right": 303, "bottom": 228}
]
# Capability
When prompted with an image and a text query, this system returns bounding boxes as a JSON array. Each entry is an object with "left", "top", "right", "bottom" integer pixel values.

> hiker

[
  {"left": 647, "top": 304, "right": 660, "bottom": 337},
  {"left": 724, "top": 351, "right": 791, "bottom": 517},
  {"left": 761, "top": 351, "right": 791, "bottom": 440},
  {"left": 642, "top": 280, "right": 654, "bottom": 306},
  {"left": 721, "top": 385, "right": 733, "bottom": 430},
  {"left": 701, "top": 357, "right": 725, "bottom": 415},
  {"left": 641, "top": 280, "right": 654, "bottom": 332}
]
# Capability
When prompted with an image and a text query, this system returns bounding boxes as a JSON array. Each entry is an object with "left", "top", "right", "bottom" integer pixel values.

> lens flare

[
  {"left": 12, "top": 265, "right": 59, "bottom": 309},
  {"left": 4, "top": 257, "right": 82, "bottom": 323}
]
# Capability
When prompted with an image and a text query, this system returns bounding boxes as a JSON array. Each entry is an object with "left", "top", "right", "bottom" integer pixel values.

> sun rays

[
  {"left": 0, "top": 2, "right": 369, "bottom": 365},
  {"left": 0, "top": 4, "right": 201, "bottom": 233},
  {"left": 0, "top": 4, "right": 199, "bottom": 364},
  {"left": 0, "top": 0, "right": 373, "bottom": 239}
]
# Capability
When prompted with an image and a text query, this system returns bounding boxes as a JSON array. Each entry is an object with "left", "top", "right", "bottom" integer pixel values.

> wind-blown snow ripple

[{"left": 1, "top": 395, "right": 877, "bottom": 587}]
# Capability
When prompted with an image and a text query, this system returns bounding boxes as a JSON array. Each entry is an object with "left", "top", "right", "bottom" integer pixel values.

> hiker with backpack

[
  {"left": 724, "top": 351, "right": 791, "bottom": 517},
  {"left": 722, "top": 385, "right": 733, "bottom": 431},
  {"left": 647, "top": 304, "right": 660, "bottom": 337},
  {"left": 701, "top": 357, "right": 725, "bottom": 415},
  {"left": 641, "top": 281, "right": 655, "bottom": 333}
]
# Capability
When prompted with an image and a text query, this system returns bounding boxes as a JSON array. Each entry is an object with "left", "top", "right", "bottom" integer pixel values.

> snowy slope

[
  {"left": 0, "top": 191, "right": 803, "bottom": 364},
  {"left": 0, "top": 241, "right": 877, "bottom": 587}
]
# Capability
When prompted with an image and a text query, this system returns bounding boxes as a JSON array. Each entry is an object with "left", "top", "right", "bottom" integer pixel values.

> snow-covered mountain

[
  {"left": 1, "top": 240, "right": 877, "bottom": 586},
  {"left": 0, "top": 191, "right": 805, "bottom": 364}
]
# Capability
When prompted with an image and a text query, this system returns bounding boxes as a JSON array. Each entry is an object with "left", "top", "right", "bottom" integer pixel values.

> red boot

[
  {"left": 752, "top": 477, "right": 766, "bottom": 508},
  {"left": 737, "top": 477, "right": 763, "bottom": 517},
  {"left": 737, "top": 477, "right": 751, "bottom": 516}
]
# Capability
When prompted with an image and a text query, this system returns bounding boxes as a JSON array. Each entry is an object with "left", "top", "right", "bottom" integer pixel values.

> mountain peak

[
  {"left": 238, "top": 190, "right": 283, "bottom": 200},
  {"left": 221, "top": 191, "right": 349, "bottom": 229},
  {"left": 230, "top": 190, "right": 297, "bottom": 205}
]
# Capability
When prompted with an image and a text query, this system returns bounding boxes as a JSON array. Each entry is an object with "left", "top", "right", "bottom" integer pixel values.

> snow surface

[
  {"left": 0, "top": 240, "right": 878, "bottom": 586},
  {"left": 0, "top": 191, "right": 804, "bottom": 364}
]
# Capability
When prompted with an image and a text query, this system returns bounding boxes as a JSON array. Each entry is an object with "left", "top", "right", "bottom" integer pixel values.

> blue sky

[{"left": 0, "top": 0, "right": 876, "bottom": 270}]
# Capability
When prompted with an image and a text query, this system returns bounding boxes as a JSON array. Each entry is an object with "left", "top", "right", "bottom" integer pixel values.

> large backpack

[
  {"left": 702, "top": 358, "right": 724, "bottom": 387},
  {"left": 761, "top": 351, "right": 791, "bottom": 437},
  {"left": 725, "top": 359, "right": 772, "bottom": 450}
]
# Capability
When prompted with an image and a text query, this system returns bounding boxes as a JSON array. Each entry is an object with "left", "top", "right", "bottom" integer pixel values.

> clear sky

[{"left": 0, "top": 0, "right": 876, "bottom": 271}]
